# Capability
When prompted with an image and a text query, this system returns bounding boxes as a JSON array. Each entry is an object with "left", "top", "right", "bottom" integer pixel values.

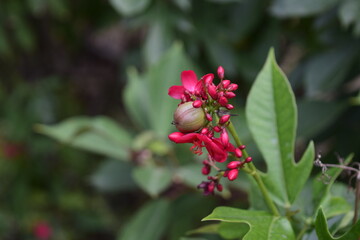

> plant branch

[{"left": 227, "top": 120, "right": 280, "bottom": 216}]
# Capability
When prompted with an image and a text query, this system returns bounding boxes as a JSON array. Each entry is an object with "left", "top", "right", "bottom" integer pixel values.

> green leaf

[
  {"left": 339, "top": 0, "right": 360, "bottom": 36},
  {"left": 118, "top": 199, "right": 171, "bottom": 240},
  {"left": 90, "top": 159, "right": 136, "bottom": 192},
  {"left": 270, "top": 0, "right": 338, "bottom": 17},
  {"left": 146, "top": 42, "right": 194, "bottom": 137},
  {"left": 350, "top": 91, "right": 360, "bottom": 105},
  {"left": 304, "top": 46, "right": 357, "bottom": 98},
  {"left": 180, "top": 238, "right": 207, "bottom": 240},
  {"left": 124, "top": 67, "right": 152, "bottom": 130},
  {"left": 187, "top": 224, "right": 219, "bottom": 235},
  {"left": 35, "top": 116, "right": 132, "bottom": 160},
  {"left": 143, "top": 6, "right": 174, "bottom": 66},
  {"left": 132, "top": 166, "right": 172, "bottom": 197},
  {"left": 170, "top": 194, "right": 218, "bottom": 240},
  {"left": 109, "top": 0, "right": 151, "bottom": 16},
  {"left": 322, "top": 196, "right": 351, "bottom": 219},
  {"left": 297, "top": 101, "right": 345, "bottom": 139},
  {"left": 315, "top": 208, "right": 360, "bottom": 240},
  {"left": 245, "top": 49, "right": 315, "bottom": 206},
  {"left": 218, "top": 222, "right": 250, "bottom": 239},
  {"left": 124, "top": 42, "right": 195, "bottom": 138},
  {"left": 203, "top": 207, "right": 295, "bottom": 240}
]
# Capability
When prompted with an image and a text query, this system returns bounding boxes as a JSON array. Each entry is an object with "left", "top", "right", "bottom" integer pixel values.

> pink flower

[
  {"left": 168, "top": 132, "right": 234, "bottom": 162},
  {"left": 168, "top": 70, "right": 203, "bottom": 100},
  {"left": 33, "top": 221, "right": 52, "bottom": 240}
]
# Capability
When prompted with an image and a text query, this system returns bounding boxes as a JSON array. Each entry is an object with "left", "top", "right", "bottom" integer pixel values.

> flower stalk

[{"left": 226, "top": 121, "right": 280, "bottom": 216}]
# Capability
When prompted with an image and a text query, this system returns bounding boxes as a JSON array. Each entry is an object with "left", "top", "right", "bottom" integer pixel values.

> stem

[
  {"left": 227, "top": 121, "right": 280, "bottom": 216},
  {"left": 323, "top": 163, "right": 359, "bottom": 173},
  {"left": 296, "top": 225, "right": 309, "bottom": 240},
  {"left": 354, "top": 175, "right": 360, "bottom": 225}
]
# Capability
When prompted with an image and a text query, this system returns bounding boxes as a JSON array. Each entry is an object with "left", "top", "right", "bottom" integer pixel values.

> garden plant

[{"left": 1, "top": 0, "right": 360, "bottom": 239}]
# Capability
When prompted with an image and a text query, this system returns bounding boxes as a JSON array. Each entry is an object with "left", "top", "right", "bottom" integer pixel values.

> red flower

[
  {"left": 33, "top": 221, "right": 52, "bottom": 240},
  {"left": 168, "top": 132, "right": 234, "bottom": 162},
  {"left": 168, "top": 70, "right": 203, "bottom": 100}
]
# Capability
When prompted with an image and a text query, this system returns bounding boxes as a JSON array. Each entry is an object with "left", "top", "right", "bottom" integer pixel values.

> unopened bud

[
  {"left": 219, "top": 115, "right": 230, "bottom": 124},
  {"left": 202, "top": 165, "right": 211, "bottom": 175},
  {"left": 216, "top": 183, "right": 223, "bottom": 192},
  {"left": 218, "top": 96, "right": 228, "bottom": 106},
  {"left": 226, "top": 104, "right": 234, "bottom": 110},
  {"left": 239, "top": 145, "right": 246, "bottom": 150},
  {"left": 225, "top": 92, "right": 236, "bottom": 98},
  {"left": 227, "top": 169, "right": 239, "bottom": 181},
  {"left": 227, "top": 161, "right": 241, "bottom": 169},
  {"left": 173, "top": 102, "right": 206, "bottom": 133},
  {"left": 192, "top": 100, "right": 202, "bottom": 108},
  {"left": 245, "top": 157, "right": 252, "bottom": 163},
  {"left": 220, "top": 129, "right": 229, "bottom": 147},
  {"left": 222, "top": 80, "right": 230, "bottom": 88},
  {"left": 206, "top": 113, "right": 213, "bottom": 121},
  {"left": 235, "top": 148, "right": 242, "bottom": 158},
  {"left": 208, "top": 181, "right": 215, "bottom": 193},
  {"left": 208, "top": 84, "right": 218, "bottom": 99},
  {"left": 201, "top": 128, "right": 209, "bottom": 134},
  {"left": 228, "top": 83, "right": 238, "bottom": 91},
  {"left": 213, "top": 126, "right": 221, "bottom": 132},
  {"left": 217, "top": 66, "right": 224, "bottom": 79}
]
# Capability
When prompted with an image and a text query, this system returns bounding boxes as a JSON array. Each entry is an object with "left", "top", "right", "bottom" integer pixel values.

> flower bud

[
  {"left": 201, "top": 128, "right": 209, "bottom": 135},
  {"left": 235, "top": 148, "right": 242, "bottom": 158},
  {"left": 216, "top": 183, "right": 223, "bottom": 192},
  {"left": 222, "top": 80, "right": 230, "bottom": 88},
  {"left": 228, "top": 83, "right": 238, "bottom": 91},
  {"left": 226, "top": 104, "right": 234, "bottom": 110},
  {"left": 225, "top": 92, "right": 236, "bottom": 98},
  {"left": 227, "top": 169, "right": 239, "bottom": 181},
  {"left": 208, "top": 181, "right": 215, "bottom": 193},
  {"left": 208, "top": 84, "right": 218, "bottom": 99},
  {"left": 227, "top": 161, "right": 241, "bottom": 169},
  {"left": 219, "top": 96, "right": 228, "bottom": 106},
  {"left": 219, "top": 115, "right": 230, "bottom": 125},
  {"left": 213, "top": 126, "right": 221, "bottom": 132},
  {"left": 192, "top": 100, "right": 203, "bottom": 108},
  {"left": 245, "top": 157, "right": 252, "bottom": 163},
  {"left": 217, "top": 66, "right": 224, "bottom": 79},
  {"left": 220, "top": 129, "right": 229, "bottom": 147},
  {"left": 173, "top": 102, "right": 206, "bottom": 133},
  {"left": 202, "top": 165, "right": 211, "bottom": 175}
]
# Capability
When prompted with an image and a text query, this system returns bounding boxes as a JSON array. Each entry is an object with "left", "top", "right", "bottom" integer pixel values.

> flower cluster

[{"left": 168, "top": 66, "right": 252, "bottom": 195}]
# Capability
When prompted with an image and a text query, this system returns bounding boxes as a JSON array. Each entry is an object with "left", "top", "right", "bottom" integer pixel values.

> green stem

[
  {"left": 296, "top": 225, "right": 308, "bottom": 240},
  {"left": 227, "top": 121, "right": 280, "bottom": 216}
]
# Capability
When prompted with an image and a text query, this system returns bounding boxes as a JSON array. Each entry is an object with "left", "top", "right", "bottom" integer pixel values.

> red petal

[
  {"left": 168, "top": 132, "right": 199, "bottom": 143},
  {"left": 181, "top": 70, "right": 198, "bottom": 92},
  {"left": 168, "top": 85, "right": 185, "bottom": 99},
  {"left": 198, "top": 135, "right": 228, "bottom": 162}
]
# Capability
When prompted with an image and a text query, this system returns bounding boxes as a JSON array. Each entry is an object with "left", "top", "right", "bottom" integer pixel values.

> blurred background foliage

[{"left": 0, "top": 0, "right": 359, "bottom": 239}]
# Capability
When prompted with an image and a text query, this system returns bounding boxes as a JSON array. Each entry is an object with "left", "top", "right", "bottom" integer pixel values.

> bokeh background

[{"left": 1, "top": 0, "right": 360, "bottom": 239}]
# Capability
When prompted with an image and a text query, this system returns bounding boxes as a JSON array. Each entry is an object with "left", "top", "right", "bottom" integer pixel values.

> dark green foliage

[{"left": 1, "top": 0, "right": 360, "bottom": 239}]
